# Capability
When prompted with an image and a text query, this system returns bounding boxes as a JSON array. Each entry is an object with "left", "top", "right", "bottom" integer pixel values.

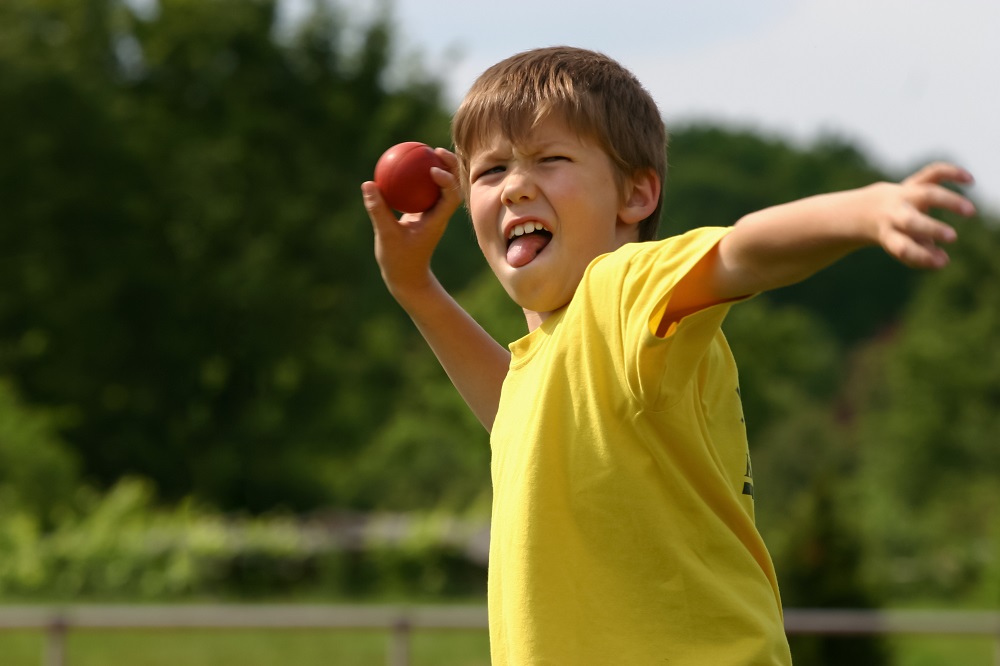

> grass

[
  {"left": 889, "top": 635, "right": 997, "bottom": 666},
  {"left": 0, "top": 629, "right": 491, "bottom": 666},
  {"left": 1, "top": 628, "right": 994, "bottom": 665}
]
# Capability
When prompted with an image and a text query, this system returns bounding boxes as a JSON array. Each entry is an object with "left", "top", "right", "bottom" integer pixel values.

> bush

[
  {"left": 0, "top": 478, "right": 488, "bottom": 601},
  {"left": 0, "top": 379, "right": 79, "bottom": 522}
]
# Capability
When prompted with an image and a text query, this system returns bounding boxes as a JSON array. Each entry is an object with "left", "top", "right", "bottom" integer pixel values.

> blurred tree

[
  {"left": 0, "top": 0, "right": 461, "bottom": 510},
  {"left": 781, "top": 482, "right": 889, "bottom": 666},
  {"left": 3, "top": 7, "right": 995, "bottom": 603},
  {"left": 723, "top": 297, "right": 841, "bottom": 443},
  {"left": 343, "top": 271, "right": 519, "bottom": 514},
  {"left": 0, "top": 380, "right": 79, "bottom": 523},
  {"left": 850, "top": 216, "right": 1000, "bottom": 604},
  {"left": 722, "top": 297, "right": 888, "bottom": 637}
]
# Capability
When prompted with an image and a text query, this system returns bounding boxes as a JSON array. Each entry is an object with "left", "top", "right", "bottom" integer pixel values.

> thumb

[{"left": 361, "top": 181, "right": 398, "bottom": 236}]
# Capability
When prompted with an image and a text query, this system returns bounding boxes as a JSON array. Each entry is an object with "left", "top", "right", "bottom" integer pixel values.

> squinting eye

[{"left": 475, "top": 165, "right": 505, "bottom": 180}]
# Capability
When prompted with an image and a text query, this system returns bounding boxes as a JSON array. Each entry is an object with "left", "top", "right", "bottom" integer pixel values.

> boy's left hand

[{"left": 875, "top": 162, "right": 976, "bottom": 269}]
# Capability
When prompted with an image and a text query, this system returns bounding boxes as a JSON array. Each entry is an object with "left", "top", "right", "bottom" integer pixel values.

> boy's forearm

[
  {"left": 393, "top": 278, "right": 510, "bottom": 432},
  {"left": 714, "top": 166, "right": 974, "bottom": 299},
  {"left": 721, "top": 189, "right": 877, "bottom": 293}
]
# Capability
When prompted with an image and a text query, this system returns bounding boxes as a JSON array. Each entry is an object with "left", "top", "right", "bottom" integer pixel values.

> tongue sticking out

[{"left": 506, "top": 233, "right": 551, "bottom": 268}]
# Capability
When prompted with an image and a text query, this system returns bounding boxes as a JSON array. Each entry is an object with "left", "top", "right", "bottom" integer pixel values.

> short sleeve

[{"left": 591, "top": 227, "right": 740, "bottom": 411}]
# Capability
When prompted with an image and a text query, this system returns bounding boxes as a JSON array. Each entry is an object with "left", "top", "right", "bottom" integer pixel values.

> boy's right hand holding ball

[{"left": 362, "top": 146, "right": 462, "bottom": 303}]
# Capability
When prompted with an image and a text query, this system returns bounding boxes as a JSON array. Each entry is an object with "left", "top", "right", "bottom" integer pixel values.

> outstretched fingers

[
  {"left": 903, "top": 161, "right": 975, "bottom": 188},
  {"left": 881, "top": 163, "right": 978, "bottom": 269},
  {"left": 903, "top": 162, "right": 976, "bottom": 218},
  {"left": 883, "top": 211, "right": 956, "bottom": 269},
  {"left": 884, "top": 232, "right": 951, "bottom": 269},
  {"left": 911, "top": 182, "right": 978, "bottom": 218}
]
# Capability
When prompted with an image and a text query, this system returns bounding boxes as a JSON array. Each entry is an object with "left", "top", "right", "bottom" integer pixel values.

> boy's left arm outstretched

[{"left": 670, "top": 162, "right": 977, "bottom": 312}]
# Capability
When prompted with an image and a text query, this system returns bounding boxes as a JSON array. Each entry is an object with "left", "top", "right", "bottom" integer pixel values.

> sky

[{"left": 298, "top": 0, "right": 999, "bottom": 212}]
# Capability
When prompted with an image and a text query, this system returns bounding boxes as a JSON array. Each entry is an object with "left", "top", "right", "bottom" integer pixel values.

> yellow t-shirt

[{"left": 488, "top": 227, "right": 792, "bottom": 665}]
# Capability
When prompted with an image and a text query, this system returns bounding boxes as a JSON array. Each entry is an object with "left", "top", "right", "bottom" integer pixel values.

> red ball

[{"left": 373, "top": 142, "right": 446, "bottom": 213}]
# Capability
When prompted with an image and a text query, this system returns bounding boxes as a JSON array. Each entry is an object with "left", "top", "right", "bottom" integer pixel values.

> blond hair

[{"left": 452, "top": 46, "right": 667, "bottom": 240}]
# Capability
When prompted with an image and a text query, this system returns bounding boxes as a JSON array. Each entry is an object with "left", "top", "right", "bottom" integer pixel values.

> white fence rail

[{"left": 0, "top": 605, "right": 998, "bottom": 666}]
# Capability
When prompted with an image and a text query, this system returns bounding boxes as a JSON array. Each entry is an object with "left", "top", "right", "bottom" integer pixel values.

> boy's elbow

[{"left": 711, "top": 232, "right": 768, "bottom": 299}]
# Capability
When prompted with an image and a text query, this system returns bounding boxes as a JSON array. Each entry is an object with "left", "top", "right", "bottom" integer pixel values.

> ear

[{"left": 618, "top": 168, "right": 660, "bottom": 226}]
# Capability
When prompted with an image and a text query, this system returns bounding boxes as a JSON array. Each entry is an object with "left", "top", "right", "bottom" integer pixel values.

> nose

[{"left": 501, "top": 168, "right": 535, "bottom": 206}]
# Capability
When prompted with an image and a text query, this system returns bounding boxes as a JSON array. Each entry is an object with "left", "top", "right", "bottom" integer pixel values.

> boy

[{"left": 361, "top": 47, "right": 976, "bottom": 664}]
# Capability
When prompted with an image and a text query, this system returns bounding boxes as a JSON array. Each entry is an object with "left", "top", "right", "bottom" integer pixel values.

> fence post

[
  {"left": 388, "top": 615, "right": 411, "bottom": 666},
  {"left": 45, "top": 615, "right": 67, "bottom": 666}
]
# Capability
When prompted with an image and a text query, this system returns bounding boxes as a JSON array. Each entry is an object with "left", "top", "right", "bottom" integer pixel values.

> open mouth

[{"left": 506, "top": 222, "right": 553, "bottom": 268}]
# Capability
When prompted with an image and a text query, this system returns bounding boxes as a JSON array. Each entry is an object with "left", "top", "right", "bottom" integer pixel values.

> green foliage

[
  {"left": 723, "top": 298, "right": 886, "bottom": 634},
  {"left": 780, "top": 484, "right": 890, "bottom": 665},
  {"left": 1, "top": 0, "right": 997, "bottom": 620},
  {"left": 851, "top": 218, "right": 1000, "bottom": 605},
  {"left": 341, "top": 272, "right": 518, "bottom": 514},
  {"left": 723, "top": 298, "right": 841, "bottom": 442},
  {"left": 0, "top": 380, "right": 78, "bottom": 521},
  {"left": 0, "top": 0, "right": 456, "bottom": 510},
  {"left": 0, "top": 477, "right": 487, "bottom": 601}
]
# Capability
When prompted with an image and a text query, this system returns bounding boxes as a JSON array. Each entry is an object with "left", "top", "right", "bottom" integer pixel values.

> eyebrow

[
  {"left": 472, "top": 146, "right": 510, "bottom": 163},
  {"left": 473, "top": 136, "right": 574, "bottom": 164}
]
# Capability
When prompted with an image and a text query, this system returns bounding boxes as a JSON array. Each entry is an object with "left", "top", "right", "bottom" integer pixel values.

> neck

[{"left": 523, "top": 308, "right": 546, "bottom": 332}]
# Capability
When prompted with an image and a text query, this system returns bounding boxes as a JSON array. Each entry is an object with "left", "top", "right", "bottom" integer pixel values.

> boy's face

[{"left": 467, "top": 115, "right": 637, "bottom": 324}]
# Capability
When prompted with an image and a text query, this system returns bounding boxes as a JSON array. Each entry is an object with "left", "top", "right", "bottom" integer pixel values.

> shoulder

[
  {"left": 584, "top": 227, "right": 733, "bottom": 307},
  {"left": 595, "top": 227, "right": 733, "bottom": 274}
]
